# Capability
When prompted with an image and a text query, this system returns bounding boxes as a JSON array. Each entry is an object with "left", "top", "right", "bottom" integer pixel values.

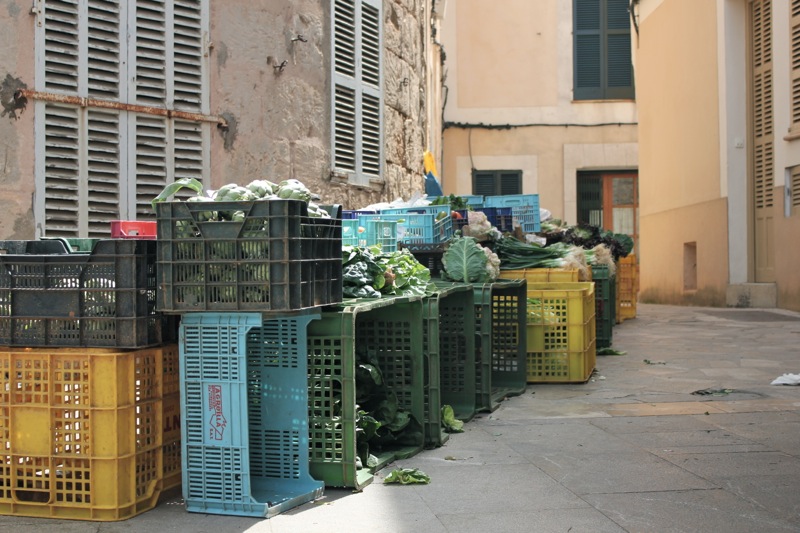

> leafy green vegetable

[
  {"left": 354, "top": 351, "right": 424, "bottom": 465},
  {"left": 383, "top": 468, "right": 431, "bottom": 485},
  {"left": 150, "top": 177, "right": 204, "bottom": 208},
  {"left": 430, "top": 194, "right": 470, "bottom": 211},
  {"left": 441, "top": 405, "right": 464, "bottom": 433},
  {"left": 441, "top": 236, "right": 496, "bottom": 283},
  {"left": 342, "top": 245, "right": 432, "bottom": 299},
  {"left": 597, "top": 347, "right": 627, "bottom": 356}
]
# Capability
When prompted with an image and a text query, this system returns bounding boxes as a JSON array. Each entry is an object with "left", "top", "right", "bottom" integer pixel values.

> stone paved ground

[{"left": 1, "top": 303, "right": 798, "bottom": 532}]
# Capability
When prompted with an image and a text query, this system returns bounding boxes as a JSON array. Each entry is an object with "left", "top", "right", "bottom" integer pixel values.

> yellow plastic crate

[
  {"left": 525, "top": 282, "right": 596, "bottom": 383},
  {"left": 0, "top": 344, "right": 180, "bottom": 521},
  {"left": 500, "top": 268, "right": 580, "bottom": 283},
  {"left": 616, "top": 254, "right": 638, "bottom": 323}
]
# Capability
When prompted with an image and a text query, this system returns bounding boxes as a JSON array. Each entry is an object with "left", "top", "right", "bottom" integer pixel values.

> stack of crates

[
  {"left": 616, "top": 254, "right": 638, "bottom": 323},
  {"left": 0, "top": 238, "right": 181, "bottom": 521},
  {"left": 306, "top": 296, "right": 425, "bottom": 489},
  {"left": 155, "top": 199, "right": 342, "bottom": 517},
  {"left": 483, "top": 194, "right": 541, "bottom": 233}
]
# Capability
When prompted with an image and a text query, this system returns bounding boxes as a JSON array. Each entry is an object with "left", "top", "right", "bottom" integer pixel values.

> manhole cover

[{"left": 701, "top": 310, "right": 800, "bottom": 322}]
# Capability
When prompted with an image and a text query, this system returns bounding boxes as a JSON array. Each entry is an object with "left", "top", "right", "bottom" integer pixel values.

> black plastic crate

[
  {"left": 0, "top": 239, "right": 175, "bottom": 348},
  {"left": 156, "top": 199, "right": 342, "bottom": 313}
]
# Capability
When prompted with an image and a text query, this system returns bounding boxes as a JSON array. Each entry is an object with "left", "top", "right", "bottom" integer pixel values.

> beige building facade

[
  {"left": 0, "top": 0, "right": 440, "bottom": 240},
  {"left": 438, "top": 0, "right": 638, "bottom": 230},
  {"left": 635, "top": 0, "right": 800, "bottom": 311}
]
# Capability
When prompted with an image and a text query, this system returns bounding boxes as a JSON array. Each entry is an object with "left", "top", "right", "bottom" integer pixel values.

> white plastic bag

[{"left": 770, "top": 373, "right": 800, "bottom": 385}]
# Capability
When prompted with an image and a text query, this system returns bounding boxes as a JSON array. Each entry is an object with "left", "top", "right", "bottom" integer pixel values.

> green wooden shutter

[
  {"left": 473, "top": 171, "right": 497, "bottom": 196},
  {"left": 574, "top": 0, "right": 634, "bottom": 100},
  {"left": 606, "top": 0, "right": 634, "bottom": 98},
  {"left": 574, "top": 0, "right": 602, "bottom": 100},
  {"left": 499, "top": 172, "right": 522, "bottom": 195},
  {"left": 473, "top": 170, "right": 522, "bottom": 195}
]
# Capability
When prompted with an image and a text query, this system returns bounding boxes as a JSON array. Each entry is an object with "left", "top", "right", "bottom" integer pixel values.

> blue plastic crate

[
  {"left": 358, "top": 213, "right": 453, "bottom": 244},
  {"left": 342, "top": 219, "right": 398, "bottom": 252},
  {"left": 179, "top": 312, "right": 323, "bottom": 518},
  {"left": 483, "top": 194, "right": 541, "bottom": 233},
  {"left": 453, "top": 207, "right": 514, "bottom": 233}
]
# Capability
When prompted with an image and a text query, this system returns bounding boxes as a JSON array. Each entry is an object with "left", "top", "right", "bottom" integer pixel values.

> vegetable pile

[
  {"left": 355, "top": 351, "right": 424, "bottom": 469},
  {"left": 342, "top": 245, "right": 432, "bottom": 299},
  {"left": 440, "top": 236, "right": 500, "bottom": 283},
  {"left": 151, "top": 177, "right": 331, "bottom": 220}
]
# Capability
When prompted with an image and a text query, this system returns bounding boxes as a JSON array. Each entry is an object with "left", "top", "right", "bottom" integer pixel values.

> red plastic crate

[{"left": 110, "top": 221, "right": 157, "bottom": 239}]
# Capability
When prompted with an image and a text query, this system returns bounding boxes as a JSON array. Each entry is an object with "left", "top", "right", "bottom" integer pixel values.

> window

[
  {"left": 34, "top": 1, "right": 209, "bottom": 238},
  {"left": 573, "top": 0, "right": 635, "bottom": 100},
  {"left": 472, "top": 170, "right": 522, "bottom": 196},
  {"left": 331, "top": 0, "right": 383, "bottom": 187}
]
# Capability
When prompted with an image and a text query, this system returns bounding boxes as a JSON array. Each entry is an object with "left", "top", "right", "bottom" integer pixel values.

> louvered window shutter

[
  {"left": 42, "top": 105, "right": 81, "bottom": 237},
  {"left": 574, "top": 0, "right": 634, "bottom": 100},
  {"left": 605, "top": 0, "right": 634, "bottom": 98},
  {"left": 473, "top": 171, "right": 497, "bottom": 196},
  {"left": 753, "top": 0, "right": 774, "bottom": 211},
  {"left": 131, "top": 0, "right": 207, "bottom": 219},
  {"left": 574, "top": 0, "right": 602, "bottom": 100},
  {"left": 791, "top": 0, "right": 800, "bottom": 130},
  {"left": 499, "top": 172, "right": 522, "bottom": 195},
  {"left": 173, "top": 0, "right": 205, "bottom": 111},
  {"left": 472, "top": 170, "right": 522, "bottom": 195},
  {"left": 36, "top": 1, "right": 209, "bottom": 236},
  {"left": 792, "top": 165, "right": 800, "bottom": 212},
  {"left": 332, "top": 0, "right": 383, "bottom": 185}
]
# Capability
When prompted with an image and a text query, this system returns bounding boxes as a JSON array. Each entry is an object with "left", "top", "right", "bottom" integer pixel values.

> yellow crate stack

[
  {"left": 0, "top": 344, "right": 180, "bottom": 521},
  {"left": 616, "top": 254, "right": 638, "bottom": 323}
]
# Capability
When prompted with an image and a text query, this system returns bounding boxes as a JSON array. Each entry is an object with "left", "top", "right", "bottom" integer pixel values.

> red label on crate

[{"left": 207, "top": 384, "right": 228, "bottom": 441}]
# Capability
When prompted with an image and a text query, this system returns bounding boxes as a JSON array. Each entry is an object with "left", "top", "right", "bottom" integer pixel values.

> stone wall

[
  {"left": 0, "top": 0, "right": 434, "bottom": 239},
  {"left": 210, "top": 0, "right": 430, "bottom": 211}
]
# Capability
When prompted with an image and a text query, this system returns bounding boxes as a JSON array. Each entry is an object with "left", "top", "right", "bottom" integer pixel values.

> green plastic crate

[
  {"left": 307, "top": 296, "right": 424, "bottom": 489},
  {"left": 423, "top": 283, "right": 476, "bottom": 447},
  {"left": 591, "top": 265, "right": 615, "bottom": 348},
  {"left": 472, "top": 279, "right": 528, "bottom": 412}
]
